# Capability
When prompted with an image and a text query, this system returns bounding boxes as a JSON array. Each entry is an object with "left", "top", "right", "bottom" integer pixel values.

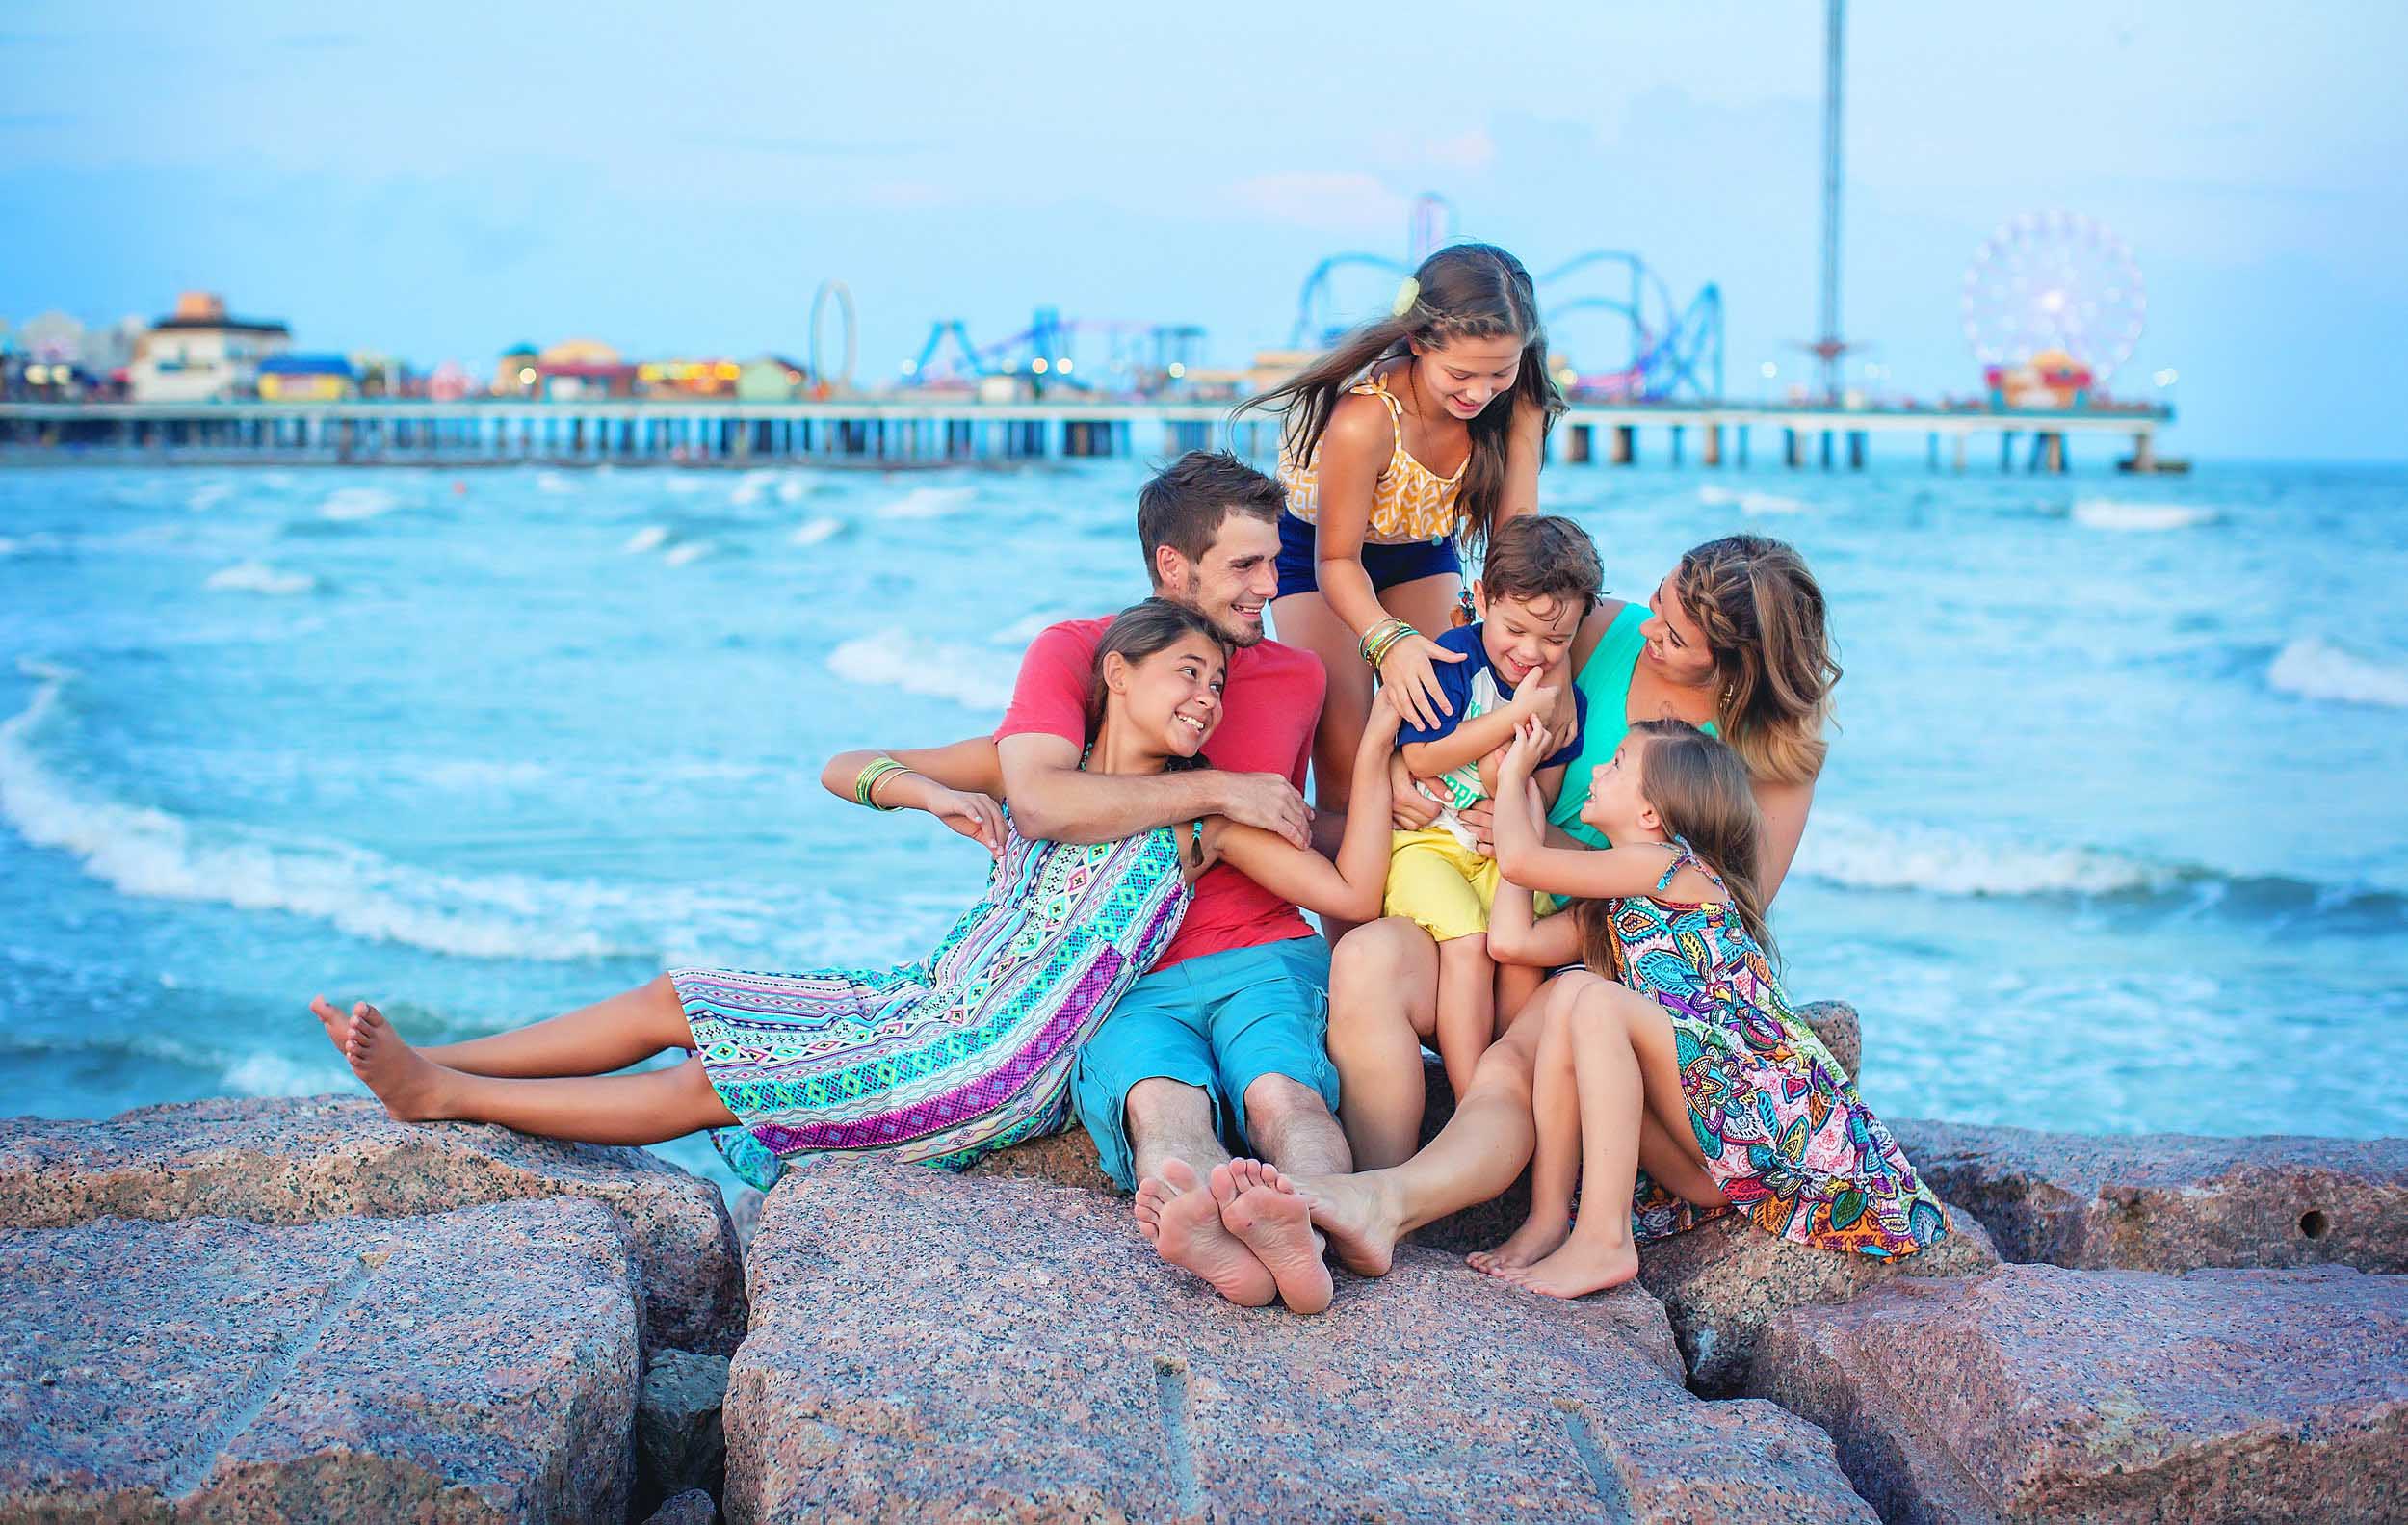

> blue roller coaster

[
  {"left": 906, "top": 307, "right": 1206, "bottom": 395},
  {"left": 1289, "top": 196, "right": 1724, "bottom": 403}
]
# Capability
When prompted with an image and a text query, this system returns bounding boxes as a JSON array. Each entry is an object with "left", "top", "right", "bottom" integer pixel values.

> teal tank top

[{"left": 1547, "top": 602, "right": 1719, "bottom": 848}]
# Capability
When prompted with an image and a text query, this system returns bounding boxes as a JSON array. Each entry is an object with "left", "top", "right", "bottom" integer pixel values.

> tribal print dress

[
  {"left": 1606, "top": 839, "right": 1949, "bottom": 1256},
  {"left": 674, "top": 815, "right": 1189, "bottom": 1190}
]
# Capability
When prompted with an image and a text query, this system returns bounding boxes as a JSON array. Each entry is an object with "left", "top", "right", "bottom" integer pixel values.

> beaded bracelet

[
  {"left": 852, "top": 757, "right": 909, "bottom": 810},
  {"left": 1359, "top": 617, "right": 1416, "bottom": 670}
]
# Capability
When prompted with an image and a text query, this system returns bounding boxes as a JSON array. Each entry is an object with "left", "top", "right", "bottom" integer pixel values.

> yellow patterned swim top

[{"left": 1278, "top": 374, "right": 1468, "bottom": 545}]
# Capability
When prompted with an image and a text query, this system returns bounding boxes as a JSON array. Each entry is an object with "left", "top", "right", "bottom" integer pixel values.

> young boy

[{"left": 1389, "top": 513, "right": 1602, "bottom": 1099}]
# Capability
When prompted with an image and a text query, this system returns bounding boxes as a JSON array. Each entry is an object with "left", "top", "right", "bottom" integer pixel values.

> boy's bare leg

[
  {"left": 1433, "top": 933, "right": 1495, "bottom": 1102},
  {"left": 341, "top": 1002, "right": 736, "bottom": 1144}
]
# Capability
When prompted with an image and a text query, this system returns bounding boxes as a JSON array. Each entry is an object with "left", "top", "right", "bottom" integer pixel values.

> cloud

[
  {"left": 1224, "top": 171, "right": 1410, "bottom": 233},
  {"left": 1424, "top": 128, "right": 1495, "bottom": 171},
  {"left": 677, "top": 132, "right": 927, "bottom": 158}
]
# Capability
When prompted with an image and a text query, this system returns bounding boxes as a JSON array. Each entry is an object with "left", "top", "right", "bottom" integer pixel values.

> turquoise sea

[{"left": 2, "top": 456, "right": 2403, "bottom": 1190}]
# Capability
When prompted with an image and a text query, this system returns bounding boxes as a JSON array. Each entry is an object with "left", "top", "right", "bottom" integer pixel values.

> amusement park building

[{"left": 128, "top": 292, "right": 290, "bottom": 403}]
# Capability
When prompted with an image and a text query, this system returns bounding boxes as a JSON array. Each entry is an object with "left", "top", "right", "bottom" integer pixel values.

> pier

[{"left": 0, "top": 397, "right": 2171, "bottom": 473}]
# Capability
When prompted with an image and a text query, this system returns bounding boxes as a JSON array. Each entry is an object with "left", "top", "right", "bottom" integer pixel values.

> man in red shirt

[{"left": 865, "top": 452, "right": 1355, "bottom": 1310}]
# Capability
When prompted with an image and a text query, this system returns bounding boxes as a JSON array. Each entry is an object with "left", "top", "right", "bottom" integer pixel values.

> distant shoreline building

[{"left": 129, "top": 292, "right": 290, "bottom": 403}]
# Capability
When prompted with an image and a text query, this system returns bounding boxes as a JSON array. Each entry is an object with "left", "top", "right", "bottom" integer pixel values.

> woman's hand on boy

[{"left": 1376, "top": 632, "right": 1466, "bottom": 732}]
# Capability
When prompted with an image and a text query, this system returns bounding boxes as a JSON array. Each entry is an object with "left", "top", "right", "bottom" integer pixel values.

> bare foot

[
  {"left": 1134, "top": 1159, "right": 1275, "bottom": 1307},
  {"left": 1467, "top": 1210, "right": 1571, "bottom": 1277},
  {"left": 1501, "top": 1235, "right": 1640, "bottom": 1300},
  {"left": 1214, "top": 1160, "right": 1332, "bottom": 1315},
  {"left": 1293, "top": 1170, "right": 1403, "bottom": 1278},
  {"left": 342, "top": 1002, "right": 453, "bottom": 1123},
  {"left": 307, "top": 994, "right": 351, "bottom": 1059}
]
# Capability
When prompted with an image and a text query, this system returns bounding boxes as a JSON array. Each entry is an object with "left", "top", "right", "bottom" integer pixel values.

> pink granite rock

[
  {"left": 726, "top": 1161, "right": 1875, "bottom": 1522},
  {"left": 1747, "top": 1262, "right": 2408, "bottom": 1522},
  {"left": 728, "top": 1187, "right": 766, "bottom": 1253},
  {"left": 961, "top": 1123, "right": 1118, "bottom": 1194},
  {"left": 1793, "top": 999, "right": 1863, "bottom": 1078},
  {"left": 1637, "top": 1201, "right": 2001, "bottom": 1394},
  {"left": 0, "top": 1095, "right": 746, "bottom": 1353},
  {"left": 644, "top": 1488, "right": 719, "bottom": 1525},
  {"left": 0, "top": 1199, "right": 641, "bottom": 1522},
  {"left": 1889, "top": 1118, "right": 2408, "bottom": 1274}
]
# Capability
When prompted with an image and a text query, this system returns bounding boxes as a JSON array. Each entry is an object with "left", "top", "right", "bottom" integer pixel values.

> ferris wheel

[{"left": 1960, "top": 211, "right": 2145, "bottom": 382}]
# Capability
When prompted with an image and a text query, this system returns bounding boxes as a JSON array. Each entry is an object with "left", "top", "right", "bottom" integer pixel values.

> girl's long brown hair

[
  {"left": 1574, "top": 720, "right": 1779, "bottom": 975},
  {"left": 1676, "top": 535, "right": 1839, "bottom": 786},
  {"left": 1238, "top": 243, "right": 1565, "bottom": 550}
]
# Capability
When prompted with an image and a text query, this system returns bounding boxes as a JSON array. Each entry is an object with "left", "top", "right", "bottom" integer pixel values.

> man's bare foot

[
  {"left": 1214, "top": 1160, "right": 1332, "bottom": 1315},
  {"left": 1292, "top": 1169, "right": 1404, "bottom": 1278},
  {"left": 1500, "top": 1235, "right": 1640, "bottom": 1300},
  {"left": 308, "top": 995, "right": 351, "bottom": 1059},
  {"left": 342, "top": 1002, "right": 454, "bottom": 1123},
  {"left": 1133, "top": 1159, "right": 1275, "bottom": 1307},
  {"left": 1467, "top": 1210, "right": 1571, "bottom": 1277}
]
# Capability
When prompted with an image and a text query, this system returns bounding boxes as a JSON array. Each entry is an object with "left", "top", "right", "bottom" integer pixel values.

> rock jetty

[{"left": 4, "top": 1013, "right": 2403, "bottom": 1522}]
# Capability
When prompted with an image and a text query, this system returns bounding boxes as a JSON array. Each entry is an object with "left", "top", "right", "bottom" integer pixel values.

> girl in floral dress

[{"left": 1473, "top": 717, "right": 1947, "bottom": 1298}]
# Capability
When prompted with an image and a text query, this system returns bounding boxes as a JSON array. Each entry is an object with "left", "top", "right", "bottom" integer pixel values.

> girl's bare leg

[
  {"left": 1269, "top": 588, "right": 1374, "bottom": 822},
  {"left": 1270, "top": 571, "right": 1461, "bottom": 822},
  {"left": 1433, "top": 933, "right": 1495, "bottom": 1102},
  {"left": 1504, "top": 982, "right": 1649, "bottom": 1298},
  {"left": 1468, "top": 975, "right": 1595, "bottom": 1274},
  {"left": 1638, "top": 1110, "right": 1729, "bottom": 1210},
  {"left": 342, "top": 1001, "right": 736, "bottom": 1144},
  {"left": 1298, "top": 976, "right": 1564, "bottom": 1275},
  {"left": 1326, "top": 917, "right": 1441, "bottom": 1170},
  {"left": 309, "top": 974, "right": 694, "bottom": 1080}
]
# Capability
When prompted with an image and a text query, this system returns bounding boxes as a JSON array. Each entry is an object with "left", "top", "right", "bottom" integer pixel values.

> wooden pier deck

[{"left": 0, "top": 398, "right": 2173, "bottom": 474}]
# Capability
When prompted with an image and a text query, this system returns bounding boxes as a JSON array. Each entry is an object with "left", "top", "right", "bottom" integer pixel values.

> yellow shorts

[{"left": 1384, "top": 829, "right": 1557, "bottom": 943}]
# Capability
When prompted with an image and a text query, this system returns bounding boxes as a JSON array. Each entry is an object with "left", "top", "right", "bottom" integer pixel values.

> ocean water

[{"left": 2, "top": 457, "right": 2404, "bottom": 1193}]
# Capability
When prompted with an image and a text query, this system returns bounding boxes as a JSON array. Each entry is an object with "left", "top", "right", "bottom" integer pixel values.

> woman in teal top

[{"left": 1333, "top": 534, "right": 1840, "bottom": 1170}]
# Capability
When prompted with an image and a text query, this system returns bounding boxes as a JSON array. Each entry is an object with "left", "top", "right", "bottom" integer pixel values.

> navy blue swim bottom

[{"left": 1274, "top": 511, "right": 1463, "bottom": 599}]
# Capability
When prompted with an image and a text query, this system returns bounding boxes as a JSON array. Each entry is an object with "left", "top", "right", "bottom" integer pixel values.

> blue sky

[{"left": 4, "top": 2, "right": 2403, "bottom": 459}]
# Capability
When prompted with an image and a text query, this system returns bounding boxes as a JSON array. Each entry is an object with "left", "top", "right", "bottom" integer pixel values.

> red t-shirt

[{"left": 994, "top": 617, "right": 1325, "bottom": 971}]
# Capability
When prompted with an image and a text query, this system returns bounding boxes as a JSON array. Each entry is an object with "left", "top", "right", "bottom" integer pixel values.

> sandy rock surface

[
  {"left": 0, "top": 1199, "right": 641, "bottom": 1523},
  {"left": 0, "top": 1094, "right": 746, "bottom": 1353},
  {"left": 1748, "top": 1261, "right": 2408, "bottom": 1523},
  {"left": 727, "top": 1160, "right": 1874, "bottom": 1523},
  {"left": 1890, "top": 1117, "right": 2408, "bottom": 1274}
]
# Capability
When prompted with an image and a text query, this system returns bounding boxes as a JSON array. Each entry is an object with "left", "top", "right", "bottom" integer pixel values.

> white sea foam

[
  {"left": 2070, "top": 498, "right": 2220, "bottom": 532},
  {"left": 0, "top": 534, "right": 63, "bottom": 557},
  {"left": 664, "top": 540, "right": 713, "bottom": 566},
  {"left": 665, "top": 475, "right": 708, "bottom": 496},
  {"left": 827, "top": 630, "right": 1019, "bottom": 710},
  {"left": 877, "top": 485, "right": 975, "bottom": 520},
  {"left": 1698, "top": 485, "right": 1808, "bottom": 516},
  {"left": 0, "top": 661, "right": 780, "bottom": 960},
  {"left": 776, "top": 477, "right": 809, "bottom": 503},
  {"left": 320, "top": 486, "right": 400, "bottom": 522},
  {"left": 788, "top": 517, "right": 843, "bottom": 547},
  {"left": 205, "top": 561, "right": 317, "bottom": 595},
  {"left": 728, "top": 472, "right": 774, "bottom": 507},
  {"left": 2267, "top": 636, "right": 2408, "bottom": 710},
  {"left": 535, "top": 470, "right": 576, "bottom": 495},
  {"left": 223, "top": 1050, "right": 352, "bottom": 1097},
  {"left": 1794, "top": 810, "right": 2158, "bottom": 898},
  {"left": 622, "top": 525, "right": 672, "bottom": 554},
  {"left": 186, "top": 483, "right": 235, "bottom": 512}
]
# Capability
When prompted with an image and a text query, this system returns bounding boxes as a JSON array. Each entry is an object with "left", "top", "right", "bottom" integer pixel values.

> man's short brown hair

[
  {"left": 1137, "top": 450, "right": 1286, "bottom": 588},
  {"left": 1479, "top": 513, "right": 1603, "bottom": 617}
]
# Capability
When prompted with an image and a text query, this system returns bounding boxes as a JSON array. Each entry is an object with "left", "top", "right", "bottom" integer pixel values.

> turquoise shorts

[{"left": 1073, "top": 936, "right": 1340, "bottom": 1191}]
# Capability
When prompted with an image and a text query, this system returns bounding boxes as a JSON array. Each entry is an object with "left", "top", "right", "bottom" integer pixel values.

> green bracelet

[
  {"left": 1360, "top": 617, "right": 1415, "bottom": 670},
  {"left": 853, "top": 758, "right": 908, "bottom": 810}
]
